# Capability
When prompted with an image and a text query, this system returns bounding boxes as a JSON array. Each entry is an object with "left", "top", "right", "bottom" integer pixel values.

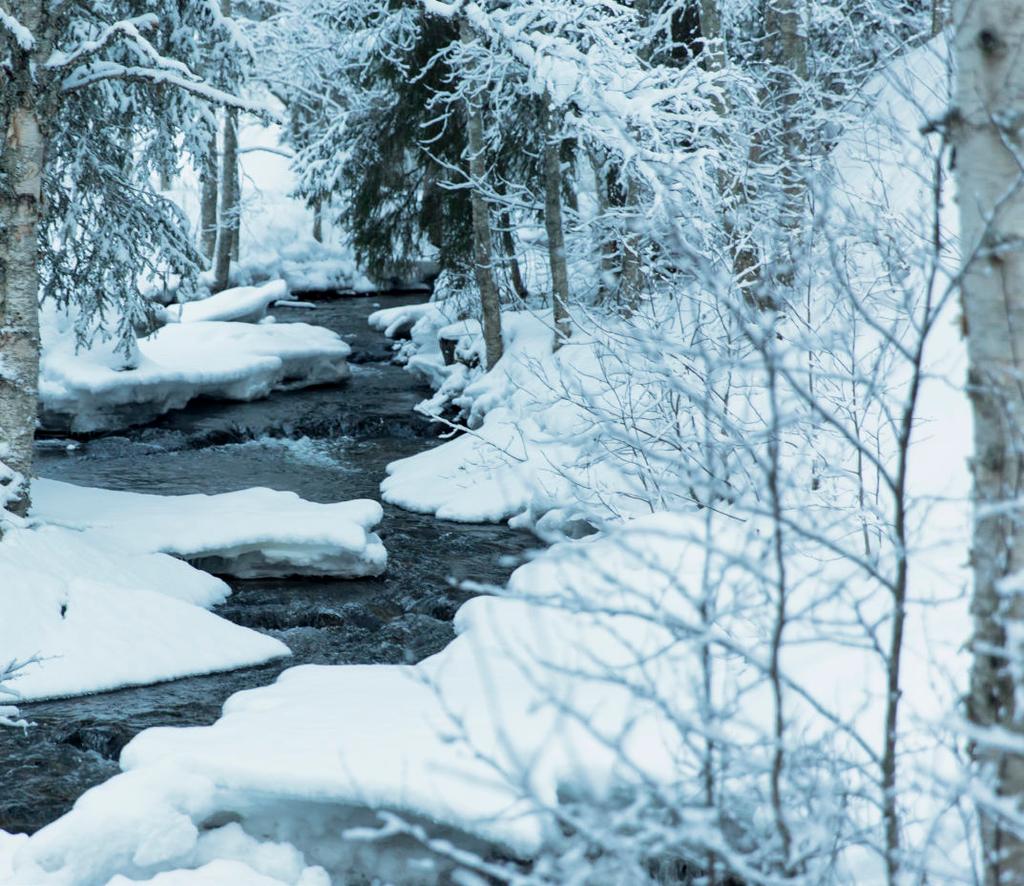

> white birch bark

[
  {"left": 764, "top": 0, "right": 807, "bottom": 287},
  {"left": 0, "top": 0, "right": 45, "bottom": 518},
  {"left": 213, "top": 105, "right": 239, "bottom": 292},
  {"left": 957, "top": 2, "right": 1024, "bottom": 881},
  {"left": 199, "top": 148, "right": 219, "bottom": 263}
]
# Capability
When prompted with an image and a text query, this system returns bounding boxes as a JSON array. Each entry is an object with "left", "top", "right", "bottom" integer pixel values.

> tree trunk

[
  {"left": 213, "top": 105, "right": 238, "bottom": 292},
  {"left": 618, "top": 191, "right": 643, "bottom": 312},
  {"left": 541, "top": 96, "right": 571, "bottom": 349},
  {"left": 699, "top": 0, "right": 723, "bottom": 67},
  {"left": 700, "top": 0, "right": 761, "bottom": 295},
  {"left": 460, "top": 18, "right": 503, "bottom": 370},
  {"left": 229, "top": 123, "right": 240, "bottom": 263},
  {"left": 312, "top": 199, "right": 323, "bottom": 243},
  {"left": 617, "top": 0, "right": 654, "bottom": 312},
  {"left": 0, "top": 1, "right": 45, "bottom": 519},
  {"left": 957, "top": 2, "right": 1024, "bottom": 882},
  {"left": 764, "top": 0, "right": 808, "bottom": 263},
  {"left": 498, "top": 208, "right": 528, "bottom": 301},
  {"left": 588, "top": 147, "right": 622, "bottom": 303},
  {"left": 199, "top": 147, "right": 219, "bottom": 264}
]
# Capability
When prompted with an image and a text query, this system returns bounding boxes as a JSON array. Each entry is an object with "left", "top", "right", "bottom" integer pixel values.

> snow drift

[
  {"left": 39, "top": 311, "right": 351, "bottom": 434},
  {"left": 166, "top": 280, "right": 289, "bottom": 324},
  {"left": 31, "top": 479, "right": 387, "bottom": 580},
  {"left": 0, "top": 522, "right": 288, "bottom": 702}
]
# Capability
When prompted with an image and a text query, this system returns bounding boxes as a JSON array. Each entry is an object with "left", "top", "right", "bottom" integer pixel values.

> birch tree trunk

[
  {"left": 461, "top": 18, "right": 503, "bottom": 370},
  {"left": 229, "top": 124, "right": 240, "bottom": 262},
  {"left": 541, "top": 97, "right": 571, "bottom": 349},
  {"left": 764, "top": 0, "right": 808, "bottom": 265},
  {"left": 213, "top": 105, "right": 239, "bottom": 292},
  {"left": 0, "top": 0, "right": 46, "bottom": 518},
  {"left": 199, "top": 148, "right": 219, "bottom": 263},
  {"left": 957, "top": 2, "right": 1024, "bottom": 882},
  {"left": 699, "top": 0, "right": 760, "bottom": 292}
]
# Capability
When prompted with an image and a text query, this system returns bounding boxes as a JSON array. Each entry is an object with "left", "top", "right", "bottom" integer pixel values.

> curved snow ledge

[
  {"left": 0, "top": 524, "right": 289, "bottom": 702},
  {"left": 31, "top": 480, "right": 388, "bottom": 579},
  {"left": 167, "top": 279, "right": 289, "bottom": 324},
  {"left": 39, "top": 319, "right": 351, "bottom": 434}
]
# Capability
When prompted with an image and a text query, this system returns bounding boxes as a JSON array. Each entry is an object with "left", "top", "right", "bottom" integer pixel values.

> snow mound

[
  {"left": 380, "top": 309, "right": 614, "bottom": 525},
  {"left": 3, "top": 516, "right": 695, "bottom": 883},
  {"left": 367, "top": 301, "right": 453, "bottom": 341},
  {"left": 40, "top": 313, "right": 351, "bottom": 433},
  {"left": 0, "top": 524, "right": 288, "bottom": 702},
  {"left": 31, "top": 479, "right": 388, "bottom": 579},
  {"left": 168, "top": 280, "right": 289, "bottom": 324}
]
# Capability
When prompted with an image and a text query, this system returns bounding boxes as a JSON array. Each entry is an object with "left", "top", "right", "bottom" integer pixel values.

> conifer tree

[{"left": 0, "top": 0, "right": 255, "bottom": 516}]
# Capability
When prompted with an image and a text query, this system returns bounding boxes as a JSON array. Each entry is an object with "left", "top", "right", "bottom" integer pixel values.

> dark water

[{"left": 0, "top": 294, "right": 536, "bottom": 834}]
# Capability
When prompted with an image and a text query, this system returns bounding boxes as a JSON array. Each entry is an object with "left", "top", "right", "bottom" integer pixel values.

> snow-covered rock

[
  {"left": 0, "top": 523, "right": 288, "bottom": 702},
  {"left": 31, "top": 479, "right": 387, "bottom": 579},
  {"left": 167, "top": 280, "right": 289, "bottom": 324},
  {"left": 367, "top": 301, "right": 453, "bottom": 342},
  {"left": 40, "top": 314, "right": 351, "bottom": 433}
]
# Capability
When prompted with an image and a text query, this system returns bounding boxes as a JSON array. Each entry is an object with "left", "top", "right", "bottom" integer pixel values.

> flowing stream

[{"left": 0, "top": 292, "right": 536, "bottom": 834}]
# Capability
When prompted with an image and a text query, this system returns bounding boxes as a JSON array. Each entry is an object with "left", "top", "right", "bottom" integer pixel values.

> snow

[
  {"left": 1, "top": 517, "right": 698, "bottom": 883},
  {"left": 205, "top": 239, "right": 376, "bottom": 296},
  {"left": 164, "top": 117, "right": 434, "bottom": 297},
  {"left": 0, "top": 833, "right": 27, "bottom": 882},
  {"left": 0, "top": 521, "right": 288, "bottom": 702},
  {"left": 380, "top": 308, "right": 632, "bottom": 527},
  {"left": 102, "top": 823, "right": 330, "bottom": 886},
  {"left": 0, "top": 472, "right": 386, "bottom": 702},
  {"left": 368, "top": 300, "right": 453, "bottom": 342},
  {"left": 167, "top": 280, "right": 288, "bottom": 324},
  {"left": 1, "top": 34, "right": 976, "bottom": 886},
  {"left": 40, "top": 309, "right": 351, "bottom": 433},
  {"left": 31, "top": 479, "right": 387, "bottom": 580}
]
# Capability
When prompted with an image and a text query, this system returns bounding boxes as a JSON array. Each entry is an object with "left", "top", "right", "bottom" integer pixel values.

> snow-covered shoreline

[{"left": 40, "top": 312, "right": 352, "bottom": 434}]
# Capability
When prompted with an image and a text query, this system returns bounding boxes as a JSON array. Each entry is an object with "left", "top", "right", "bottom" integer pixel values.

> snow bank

[
  {"left": 167, "top": 280, "right": 288, "bottom": 324},
  {"left": 0, "top": 472, "right": 387, "bottom": 702},
  {"left": 0, "top": 833, "right": 26, "bottom": 881},
  {"left": 380, "top": 308, "right": 636, "bottom": 527},
  {"left": 31, "top": 479, "right": 387, "bottom": 580},
  {"left": 3, "top": 517, "right": 701, "bottom": 884},
  {"left": 0, "top": 522, "right": 288, "bottom": 702},
  {"left": 368, "top": 300, "right": 453, "bottom": 342},
  {"left": 40, "top": 311, "right": 351, "bottom": 433},
  {"left": 368, "top": 299, "right": 460, "bottom": 388}
]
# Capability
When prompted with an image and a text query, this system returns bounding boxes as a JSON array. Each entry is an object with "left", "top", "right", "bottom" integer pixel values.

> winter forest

[{"left": 2, "top": 0, "right": 1024, "bottom": 883}]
